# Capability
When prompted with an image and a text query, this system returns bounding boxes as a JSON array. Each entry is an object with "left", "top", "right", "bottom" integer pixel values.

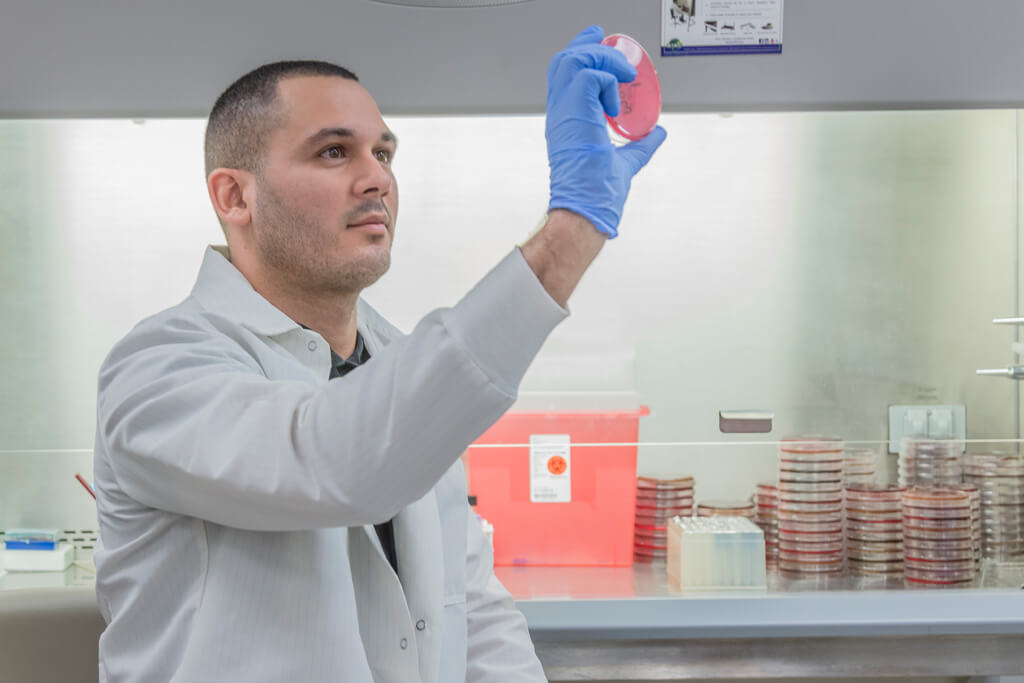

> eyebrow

[{"left": 305, "top": 127, "right": 398, "bottom": 148}]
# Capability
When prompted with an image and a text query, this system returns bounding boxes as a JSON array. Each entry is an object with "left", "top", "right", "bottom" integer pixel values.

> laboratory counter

[
  {"left": 494, "top": 562, "right": 1024, "bottom": 680},
  {"left": 2, "top": 563, "right": 1023, "bottom": 681}
]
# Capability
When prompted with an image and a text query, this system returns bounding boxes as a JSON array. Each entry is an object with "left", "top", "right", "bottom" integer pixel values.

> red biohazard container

[{"left": 467, "top": 407, "right": 649, "bottom": 566}]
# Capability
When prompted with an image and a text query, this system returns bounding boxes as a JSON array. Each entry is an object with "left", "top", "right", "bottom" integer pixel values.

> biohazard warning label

[{"left": 530, "top": 434, "right": 571, "bottom": 503}]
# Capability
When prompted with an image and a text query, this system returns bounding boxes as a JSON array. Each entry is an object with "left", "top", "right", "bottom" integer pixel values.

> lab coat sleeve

[
  {"left": 97, "top": 249, "right": 567, "bottom": 531},
  {"left": 464, "top": 509, "right": 547, "bottom": 682}
]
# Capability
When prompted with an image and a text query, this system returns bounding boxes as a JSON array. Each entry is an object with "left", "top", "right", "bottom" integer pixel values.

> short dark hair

[{"left": 204, "top": 60, "right": 359, "bottom": 178}]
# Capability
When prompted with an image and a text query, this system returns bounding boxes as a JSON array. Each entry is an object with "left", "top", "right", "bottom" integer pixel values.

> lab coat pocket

[
  {"left": 443, "top": 589, "right": 466, "bottom": 607},
  {"left": 435, "top": 598, "right": 469, "bottom": 683}
]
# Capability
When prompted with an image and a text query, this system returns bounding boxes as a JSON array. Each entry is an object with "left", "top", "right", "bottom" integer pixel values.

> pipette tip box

[
  {"left": 667, "top": 516, "right": 767, "bottom": 591},
  {"left": 2, "top": 543, "right": 75, "bottom": 572}
]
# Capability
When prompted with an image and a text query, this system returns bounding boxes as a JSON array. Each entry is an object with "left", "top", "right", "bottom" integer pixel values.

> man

[{"left": 93, "top": 25, "right": 665, "bottom": 682}]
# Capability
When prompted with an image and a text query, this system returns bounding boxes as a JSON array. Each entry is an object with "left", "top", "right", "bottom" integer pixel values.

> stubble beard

[{"left": 253, "top": 185, "right": 392, "bottom": 296}]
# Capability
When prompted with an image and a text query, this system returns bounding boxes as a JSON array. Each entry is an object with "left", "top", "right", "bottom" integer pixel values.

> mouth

[{"left": 347, "top": 212, "right": 390, "bottom": 236}]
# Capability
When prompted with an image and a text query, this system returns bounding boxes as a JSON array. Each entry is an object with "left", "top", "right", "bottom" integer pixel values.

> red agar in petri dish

[{"left": 600, "top": 33, "right": 662, "bottom": 141}]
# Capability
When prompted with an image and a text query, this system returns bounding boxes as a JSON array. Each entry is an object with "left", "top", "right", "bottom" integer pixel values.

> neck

[
  {"left": 279, "top": 288, "right": 361, "bottom": 358},
  {"left": 228, "top": 244, "right": 362, "bottom": 357}
]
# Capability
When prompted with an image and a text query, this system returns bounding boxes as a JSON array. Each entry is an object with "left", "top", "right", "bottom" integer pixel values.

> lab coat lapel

[
  {"left": 361, "top": 523, "right": 389, "bottom": 564},
  {"left": 357, "top": 303, "right": 403, "bottom": 569},
  {"left": 355, "top": 300, "right": 443, "bottom": 680},
  {"left": 394, "top": 492, "right": 445, "bottom": 683}
]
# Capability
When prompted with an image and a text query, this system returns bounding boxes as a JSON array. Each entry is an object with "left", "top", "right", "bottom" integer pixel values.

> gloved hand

[{"left": 546, "top": 25, "right": 667, "bottom": 238}]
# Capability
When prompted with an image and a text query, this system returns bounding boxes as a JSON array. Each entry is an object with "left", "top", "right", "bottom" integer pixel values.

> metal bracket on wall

[
  {"left": 719, "top": 410, "right": 773, "bottom": 434},
  {"left": 976, "top": 317, "right": 1024, "bottom": 379}
]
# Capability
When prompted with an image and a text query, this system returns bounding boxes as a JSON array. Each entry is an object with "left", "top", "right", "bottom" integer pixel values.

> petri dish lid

[
  {"left": 778, "top": 529, "right": 844, "bottom": 542},
  {"left": 778, "top": 489, "right": 843, "bottom": 501},
  {"left": 600, "top": 34, "right": 661, "bottom": 141},
  {"left": 843, "top": 511, "right": 901, "bottom": 524},
  {"left": 964, "top": 453, "right": 1024, "bottom": 474},
  {"left": 847, "top": 558, "right": 905, "bottom": 574},
  {"left": 637, "top": 476, "right": 694, "bottom": 489},
  {"left": 778, "top": 510, "right": 843, "bottom": 524},
  {"left": 847, "top": 529, "right": 904, "bottom": 542},
  {"left": 697, "top": 499, "right": 754, "bottom": 511},
  {"left": 779, "top": 480, "right": 843, "bottom": 493},
  {"left": 779, "top": 436, "right": 843, "bottom": 453},
  {"left": 903, "top": 487, "right": 971, "bottom": 507},
  {"left": 636, "top": 490, "right": 694, "bottom": 502}
]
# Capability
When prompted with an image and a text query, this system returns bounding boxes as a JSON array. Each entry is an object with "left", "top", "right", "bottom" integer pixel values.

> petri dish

[
  {"left": 779, "top": 481, "right": 844, "bottom": 493},
  {"left": 902, "top": 526, "right": 971, "bottom": 542},
  {"left": 904, "top": 537, "right": 973, "bottom": 552},
  {"left": 903, "top": 487, "right": 971, "bottom": 507},
  {"left": 904, "top": 547, "right": 973, "bottom": 562},
  {"left": 780, "top": 459, "right": 844, "bottom": 473},
  {"left": 847, "top": 518, "right": 903, "bottom": 529},
  {"left": 780, "top": 436, "right": 843, "bottom": 453},
  {"left": 847, "top": 549, "right": 905, "bottom": 563},
  {"left": 844, "top": 483, "right": 906, "bottom": 499},
  {"left": 779, "top": 529, "right": 844, "bottom": 543},
  {"left": 778, "top": 499, "right": 843, "bottom": 513},
  {"left": 845, "top": 505, "right": 902, "bottom": 518},
  {"left": 780, "top": 471, "right": 843, "bottom": 484},
  {"left": 848, "top": 558, "right": 904, "bottom": 575},
  {"left": 696, "top": 500, "right": 755, "bottom": 516},
  {"left": 637, "top": 476, "right": 695, "bottom": 489},
  {"left": 778, "top": 491, "right": 844, "bottom": 504},
  {"left": 779, "top": 519, "right": 844, "bottom": 533},
  {"left": 635, "top": 511, "right": 692, "bottom": 525},
  {"left": 847, "top": 530, "right": 904, "bottom": 543},
  {"left": 778, "top": 558, "right": 844, "bottom": 574},
  {"left": 778, "top": 509, "right": 843, "bottom": 524},
  {"left": 600, "top": 34, "right": 661, "bottom": 141},
  {"left": 636, "top": 491, "right": 695, "bottom": 505}
]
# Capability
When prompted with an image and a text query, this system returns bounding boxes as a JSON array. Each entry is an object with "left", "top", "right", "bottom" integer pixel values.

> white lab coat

[{"left": 94, "top": 246, "right": 563, "bottom": 682}]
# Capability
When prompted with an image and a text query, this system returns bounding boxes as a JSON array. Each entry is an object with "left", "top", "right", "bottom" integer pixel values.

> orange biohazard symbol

[{"left": 547, "top": 456, "right": 568, "bottom": 476}]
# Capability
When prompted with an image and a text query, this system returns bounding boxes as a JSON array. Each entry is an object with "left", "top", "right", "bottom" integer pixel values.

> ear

[{"left": 207, "top": 168, "right": 254, "bottom": 229}]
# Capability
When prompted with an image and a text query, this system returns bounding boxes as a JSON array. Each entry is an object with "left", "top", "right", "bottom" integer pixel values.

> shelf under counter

[{"left": 497, "top": 562, "right": 1024, "bottom": 680}]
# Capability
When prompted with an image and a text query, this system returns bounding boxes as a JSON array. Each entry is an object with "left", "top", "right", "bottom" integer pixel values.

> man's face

[{"left": 249, "top": 75, "right": 399, "bottom": 295}]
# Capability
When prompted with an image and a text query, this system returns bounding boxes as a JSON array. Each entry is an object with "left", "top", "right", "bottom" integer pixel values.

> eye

[
  {"left": 375, "top": 149, "right": 393, "bottom": 164},
  {"left": 319, "top": 145, "right": 344, "bottom": 160}
]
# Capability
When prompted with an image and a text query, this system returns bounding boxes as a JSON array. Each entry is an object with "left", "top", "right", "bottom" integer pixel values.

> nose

[{"left": 352, "top": 151, "right": 393, "bottom": 198}]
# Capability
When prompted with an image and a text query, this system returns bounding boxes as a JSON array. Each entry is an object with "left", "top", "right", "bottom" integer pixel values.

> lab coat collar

[
  {"left": 191, "top": 246, "right": 298, "bottom": 337},
  {"left": 190, "top": 246, "right": 403, "bottom": 347}
]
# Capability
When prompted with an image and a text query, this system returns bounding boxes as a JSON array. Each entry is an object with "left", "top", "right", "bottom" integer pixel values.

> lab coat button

[
  {"left": 399, "top": 637, "right": 408, "bottom": 650},
  {"left": 416, "top": 619, "right": 426, "bottom": 631},
  {"left": 307, "top": 341, "right": 317, "bottom": 351}
]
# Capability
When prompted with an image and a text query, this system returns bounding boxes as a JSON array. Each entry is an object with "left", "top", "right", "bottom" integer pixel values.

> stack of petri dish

[
  {"left": 842, "top": 447, "right": 876, "bottom": 486},
  {"left": 777, "top": 437, "right": 845, "bottom": 575},
  {"left": 844, "top": 484, "right": 905, "bottom": 577},
  {"left": 946, "top": 483, "right": 981, "bottom": 569},
  {"left": 964, "top": 454, "right": 1024, "bottom": 560},
  {"left": 634, "top": 476, "right": 695, "bottom": 564},
  {"left": 696, "top": 500, "right": 756, "bottom": 520},
  {"left": 902, "top": 487, "right": 976, "bottom": 587},
  {"left": 754, "top": 482, "right": 779, "bottom": 563},
  {"left": 899, "top": 438, "right": 964, "bottom": 487}
]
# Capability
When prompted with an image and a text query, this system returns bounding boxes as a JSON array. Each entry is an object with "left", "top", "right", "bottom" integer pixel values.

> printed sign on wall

[
  {"left": 662, "top": 0, "right": 783, "bottom": 56},
  {"left": 529, "top": 434, "right": 571, "bottom": 503}
]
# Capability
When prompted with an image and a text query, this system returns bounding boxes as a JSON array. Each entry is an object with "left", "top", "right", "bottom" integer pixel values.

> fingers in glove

[
  {"left": 553, "top": 46, "right": 637, "bottom": 89},
  {"left": 564, "top": 24, "right": 604, "bottom": 49},
  {"left": 616, "top": 125, "right": 668, "bottom": 176}
]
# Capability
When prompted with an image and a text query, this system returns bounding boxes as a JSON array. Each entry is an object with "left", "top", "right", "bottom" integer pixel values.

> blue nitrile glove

[{"left": 546, "top": 25, "right": 667, "bottom": 238}]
